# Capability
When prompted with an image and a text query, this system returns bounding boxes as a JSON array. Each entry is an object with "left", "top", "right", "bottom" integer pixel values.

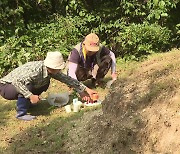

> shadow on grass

[
  {"left": 0, "top": 99, "right": 60, "bottom": 127},
  {"left": 4, "top": 111, "right": 85, "bottom": 154},
  {"left": 82, "top": 76, "right": 112, "bottom": 89},
  {"left": 0, "top": 99, "right": 16, "bottom": 126},
  {"left": 28, "top": 100, "right": 56, "bottom": 116}
]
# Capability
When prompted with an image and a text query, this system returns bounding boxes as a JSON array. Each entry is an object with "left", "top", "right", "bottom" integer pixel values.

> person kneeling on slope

[
  {"left": 0, "top": 51, "right": 98, "bottom": 121},
  {"left": 67, "top": 33, "right": 117, "bottom": 87}
]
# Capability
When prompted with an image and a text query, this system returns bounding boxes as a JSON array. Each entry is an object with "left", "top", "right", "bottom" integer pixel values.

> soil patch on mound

[{"left": 62, "top": 49, "right": 180, "bottom": 153}]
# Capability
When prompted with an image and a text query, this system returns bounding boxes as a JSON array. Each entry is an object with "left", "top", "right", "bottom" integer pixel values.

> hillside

[
  {"left": 0, "top": 49, "right": 180, "bottom": 153},
  {"left": 63, "top": 49, "right": 180, "bottom": 153}
]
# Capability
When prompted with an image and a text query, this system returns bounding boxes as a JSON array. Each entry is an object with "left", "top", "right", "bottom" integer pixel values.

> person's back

[{"left": 0, "top": 61, "right": 43, "bottom": 85}]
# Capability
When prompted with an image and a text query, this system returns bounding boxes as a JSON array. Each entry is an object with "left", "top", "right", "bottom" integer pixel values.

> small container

[
  {"left": 47, "top": 92, "right": 69, "bottom": 107},
  {"left": 73, "top": 101, "right": 82, "bottom": 112},
  {"left": 64, "top": 105, "right": 72, "bottom": 113},
  {"left": 92, "top": 93, "right": 99, "bottom": 102},
  {"left": 73, "top": 98, "right": 78, "bottom": 104}
]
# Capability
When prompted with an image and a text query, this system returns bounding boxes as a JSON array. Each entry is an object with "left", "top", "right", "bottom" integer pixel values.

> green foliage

[
  {"left": 0, "top": 0, "right": 179, "bottom": 76},
  {"left": 0, "top": 16, "right": 82, "bottom": 76},
  {"left": 114, "top": 23, "right": 171, "bottom": 60},
  {"left": 174, "top": 23, "right": 180, "bottom": 46},
  {"left": 146, "top": 0, "right": 177, "bottom": 22}
]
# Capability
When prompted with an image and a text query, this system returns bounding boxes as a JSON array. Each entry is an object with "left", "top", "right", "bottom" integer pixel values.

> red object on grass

[{"left": 92, "top": 93, "right": 99, "bottom": 102}]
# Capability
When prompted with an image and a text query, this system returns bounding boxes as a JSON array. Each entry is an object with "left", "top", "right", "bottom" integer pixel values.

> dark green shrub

[
  {"left": 113, "top": 23, "right": 171, "bottom": 60},
  {"left": 0, "top": 0, "right": 179, "bottom": 76},
  {"left": 0, "top": 16, "right": 82, "bottom": 76}
]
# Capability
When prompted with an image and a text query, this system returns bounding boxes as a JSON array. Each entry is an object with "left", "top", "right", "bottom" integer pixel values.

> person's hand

[
  {"left": 79, "top": 92, "right": 92, "bottom": 103},
  {"left": 86, "top": 87, "right": 99, "bottom": 103},
  {"left": 29, "top": 95, "right": 40, "bottom": 104},
  {"left": 106, "top": 73, "right": 117, "bottom": 88},
  {"left": 85, "top": 87, "right": 98, "bottom": 98},
  {"left": 111, "top": 72, "right": 117, "bottom": 81},
  {"left": 79, "top": 87, "right": 99, "bottom": 103}
]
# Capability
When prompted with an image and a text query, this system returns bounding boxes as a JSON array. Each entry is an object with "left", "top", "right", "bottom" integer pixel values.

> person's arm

[
  {"left": 68, "top": 62, "right": 78, "bottom": 80},
  {"left": 13, "top": 78, "right": 41, "bottom": 103},
  {"left": 13, "top": 78, "right": 33, "bottom": 98},
  {"left": 51, "top": 72, "right": 98, "bottom": 102},
  {"left": 109, "top": 51, "right": 117, "bottom": 80},
  {"left": 52, "top": 72, "right": 86, "bottom": 93},
  {"left": 68, "top": 48, "right": 80, "bottom": 80}
]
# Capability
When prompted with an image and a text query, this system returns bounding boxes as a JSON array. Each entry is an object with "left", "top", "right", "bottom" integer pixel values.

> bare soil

[{"left": 61, "top": 49, "right": 180, "bottom": 153}]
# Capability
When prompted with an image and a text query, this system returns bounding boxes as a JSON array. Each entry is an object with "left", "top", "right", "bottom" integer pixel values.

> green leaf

[
  {"left": 79, "top": 11, "right": 85, "bottom": 17},
  {"left": 161, "top": 13, "right": 168, "bottom": 17},
  {"left": 176, "top": 24, "right": 180, "bottom": 27},
  {"left": 15, "top": 28, "right": 19, "bottom": 34},
  {"left": 25, "top": 41, "right": 32, "bottom": 47},
  {"left": 24, "top": 52, "right": 30, "bottom": 58},
  {"left": 159, "top": 1, "right": 165, "bottom": 9},
  {"left": 0, "top": 30, "right": 4, "bottom": 34},
  {"left": 18, "top": 6, "right": 24, "bottom": 13},
  {"left": 153, "top": 0, "right": 159, "bottom": 6},
  {"left": 38, "top": 0, "right": 41, "bottom": 4},
  {"left": 155, "top": 13, "right": 160, "bottom": 19},
  {"left": 66, "top": 5, "right": 69, "bottom": 11}
]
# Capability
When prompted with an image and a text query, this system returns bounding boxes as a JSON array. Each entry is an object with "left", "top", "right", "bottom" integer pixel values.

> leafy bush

[
  {"left": 0, "top": 0, "right": 179, "bottom": 76},
  {"left": 0, "top": 16, "right": 83, "bottom": 76},
  {"left": 113, "top": 23, "right": 172, "bottom": 60}
]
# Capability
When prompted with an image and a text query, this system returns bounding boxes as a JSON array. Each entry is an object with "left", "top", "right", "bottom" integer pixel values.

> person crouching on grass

[
  {"left": 0, "top": 51, "right": 98, "bottom": 121},
  {"left": 67, "top": 33, "right": 117, "bottom": 87}
]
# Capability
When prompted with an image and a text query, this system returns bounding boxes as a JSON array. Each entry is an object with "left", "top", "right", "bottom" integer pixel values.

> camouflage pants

[{"left": 76, "top": 55, "right": 112, "bottom": 81}]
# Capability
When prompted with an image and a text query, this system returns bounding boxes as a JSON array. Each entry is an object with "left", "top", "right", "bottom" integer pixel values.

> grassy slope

[
  {"left": 0, "top": 49, "right": 180, "bottom": 153},
  {"left": 0, "top": 62, "right": 111, "bottom": 153}
]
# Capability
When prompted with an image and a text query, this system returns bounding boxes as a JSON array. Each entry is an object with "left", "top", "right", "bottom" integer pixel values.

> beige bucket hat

[
  {"left": 44, "top": 51, "right": 65, "bottom": 69},
  {"left": 83, "top": 33, "right": 100, "bottom": 52}
]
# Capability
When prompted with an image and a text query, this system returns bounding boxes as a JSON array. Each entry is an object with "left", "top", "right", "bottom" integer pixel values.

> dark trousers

[
  {"left": 0, "top": 82, "right": 50, "bottom": 116},
  {"left": 76, "top": 55, "right": 112, "bottom": 81}
]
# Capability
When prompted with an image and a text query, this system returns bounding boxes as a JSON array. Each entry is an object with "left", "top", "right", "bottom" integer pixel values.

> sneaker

[
  {"left": 16, "top": 114, "right": 36, "bottom": 121},
  {"left": 106, "top": 79, "right": 115, "bottom": 88}
]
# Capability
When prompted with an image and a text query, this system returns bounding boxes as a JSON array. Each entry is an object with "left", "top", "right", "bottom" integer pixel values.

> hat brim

[
  {"left": 85, "top": 44, "right": 99, "bottom": 52},
  {"left": 44, "top": 62, "right": 65, "bottom": 70}
]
